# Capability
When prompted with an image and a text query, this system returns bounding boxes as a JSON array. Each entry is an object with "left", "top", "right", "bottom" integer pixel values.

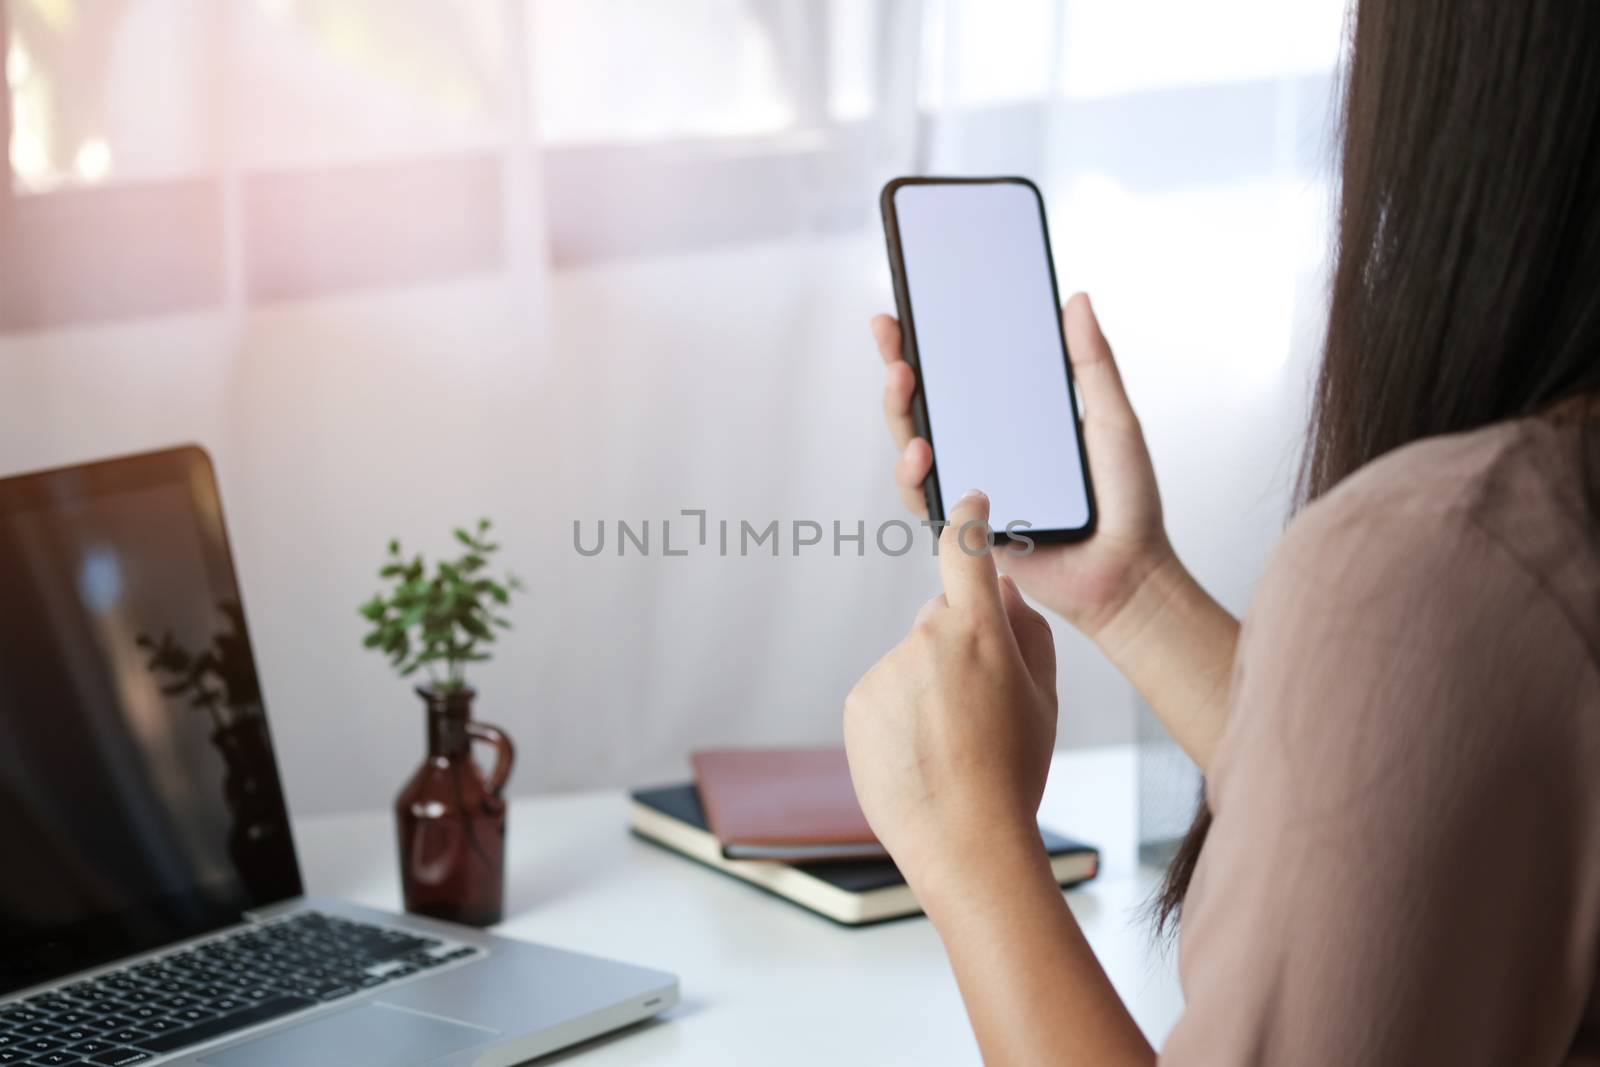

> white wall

[{"left": 0, "top": 215, "right": 1324, "bottom": 817}]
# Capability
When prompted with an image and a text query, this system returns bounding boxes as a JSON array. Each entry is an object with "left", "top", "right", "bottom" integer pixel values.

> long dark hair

[{"left": 1156, "top": 0, "right": 1600, "bottom": 933}]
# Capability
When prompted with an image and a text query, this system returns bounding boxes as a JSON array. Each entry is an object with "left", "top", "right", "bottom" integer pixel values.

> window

[
  {"left": 2, "top": 0, "right": 1346, "bottom": 331},
  {"left": 918, "top": 0, "right": 1060, "bottom": 111},
  {"left": 0, "top": 0, "right": 519, "bottom": 329},
  {"left": 534, "top": 0, "right": 796, "bottom": 145},
  {"left": 235, "top": 0, "right": 509, "bottom": 170},
  {"left": 7, "top": 0, "right": 220, "bottom": 194},
  {"left": 1057, "top": 0, "right": 1348, "bottom": 100}
]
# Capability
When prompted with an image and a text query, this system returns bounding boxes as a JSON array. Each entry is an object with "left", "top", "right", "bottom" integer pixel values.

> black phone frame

[{"left": 879, "top": 175, "right": 1097, "bottom": 544}]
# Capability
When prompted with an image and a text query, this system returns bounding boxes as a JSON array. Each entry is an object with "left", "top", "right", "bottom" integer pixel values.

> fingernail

[{"left": 960, "top": 489, "right": 986, "bottom": 503}]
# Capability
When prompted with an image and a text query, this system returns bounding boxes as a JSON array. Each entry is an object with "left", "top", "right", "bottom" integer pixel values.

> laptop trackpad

[{"left": 199, "top": 1002, "right": 497, "bottom": 1067}]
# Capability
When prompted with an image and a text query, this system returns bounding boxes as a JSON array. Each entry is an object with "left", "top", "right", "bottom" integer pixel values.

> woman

[{"left": 844, "top": 0, "right": 1600, "bottom": 1062}]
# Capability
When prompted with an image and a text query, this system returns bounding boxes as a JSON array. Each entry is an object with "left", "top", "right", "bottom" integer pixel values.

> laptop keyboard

[{"left": 0, "top": 911, "right": 483, "bottom": 1066}]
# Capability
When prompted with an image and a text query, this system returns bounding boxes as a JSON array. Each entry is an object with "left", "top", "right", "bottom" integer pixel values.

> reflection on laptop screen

[{"left": 0, "top": 448, "right": 300, "bottom": 995}]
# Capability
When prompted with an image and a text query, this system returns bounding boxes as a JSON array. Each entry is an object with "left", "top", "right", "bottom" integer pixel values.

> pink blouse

[{"left": 1162, "top": 415, "right": 1600, "bottom": 1065}]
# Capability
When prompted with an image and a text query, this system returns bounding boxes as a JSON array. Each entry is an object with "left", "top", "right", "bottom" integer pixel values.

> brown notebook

[{"left": 691, "top": 746, "right": 887, "bottom": 862}]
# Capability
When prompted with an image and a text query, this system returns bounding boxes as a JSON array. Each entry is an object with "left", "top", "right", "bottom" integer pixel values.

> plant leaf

[{"left": 363, "top": 520, "right": 513, "bottom": 686}]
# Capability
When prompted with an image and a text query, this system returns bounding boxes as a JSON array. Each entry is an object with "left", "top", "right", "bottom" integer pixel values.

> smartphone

[{"left": 880, "top": 176, "right": 1095, "bottom": 543}]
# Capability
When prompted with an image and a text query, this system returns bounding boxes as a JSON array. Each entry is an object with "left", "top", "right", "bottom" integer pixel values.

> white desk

[{"left": 294, "top": 745, "right": 1183, "bottom": 1065}]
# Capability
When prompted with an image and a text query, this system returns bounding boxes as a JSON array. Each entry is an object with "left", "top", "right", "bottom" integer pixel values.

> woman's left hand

[{"left": 843, "top": 490, "right": 1059, "bottom": 896}]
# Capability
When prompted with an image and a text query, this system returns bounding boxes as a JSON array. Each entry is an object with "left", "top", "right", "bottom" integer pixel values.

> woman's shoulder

[
  {"left": 1294, "top": 415, "right": 1579, "bottom": 540},
  {"left": 1271, "top": 416, "right": 1597, "bottom": 658},
  {"left": 1217, "top": 417, "right": 1600, "bottom": 817}
]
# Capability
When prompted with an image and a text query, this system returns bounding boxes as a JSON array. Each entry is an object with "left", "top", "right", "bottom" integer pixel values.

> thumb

[{"left": 1063, "top": 292, "right": 1137, "bottom": 428}]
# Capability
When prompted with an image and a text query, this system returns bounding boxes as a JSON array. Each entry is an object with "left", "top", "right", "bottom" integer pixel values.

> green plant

[{"left": 360, "top": 519, "right": 521, "bottom": 693}]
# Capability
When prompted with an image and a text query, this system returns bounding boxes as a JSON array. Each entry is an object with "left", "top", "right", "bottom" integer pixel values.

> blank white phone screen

[{"left": 893, "top": 182, "right": 1090, "bottom": 533}]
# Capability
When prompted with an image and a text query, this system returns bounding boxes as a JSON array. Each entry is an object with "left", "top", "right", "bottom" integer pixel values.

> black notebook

[{"left": 629, "top": 783, "right": 1099, "bottom": 926}]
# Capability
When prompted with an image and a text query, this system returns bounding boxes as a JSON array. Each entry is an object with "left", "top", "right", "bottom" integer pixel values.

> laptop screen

[{"left": 0, "top": 447, "right": 301, "bottom": 996}]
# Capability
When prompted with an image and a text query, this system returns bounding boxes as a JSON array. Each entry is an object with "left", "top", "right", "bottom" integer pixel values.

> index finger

[{"left": 938, "top": 491, "right": 1004, "bottom": 619}]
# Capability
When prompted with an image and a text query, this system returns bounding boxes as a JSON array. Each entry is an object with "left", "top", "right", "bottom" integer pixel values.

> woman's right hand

[{"left": 873, "top": 292, "right": 1174, "bottom": 642}]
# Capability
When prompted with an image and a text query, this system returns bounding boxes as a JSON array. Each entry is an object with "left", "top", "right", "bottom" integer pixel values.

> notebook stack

[{"left": 628, "top": 746, "right": 1099, "bottom": 926}]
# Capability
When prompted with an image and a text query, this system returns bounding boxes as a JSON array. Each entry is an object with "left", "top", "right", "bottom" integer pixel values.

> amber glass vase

[{"left": 395, "top": 686, "right": 515, "bottom": 927}]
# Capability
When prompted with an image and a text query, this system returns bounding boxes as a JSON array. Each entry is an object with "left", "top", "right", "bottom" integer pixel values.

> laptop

[{"left": 0, "top": 446, "right": 679, "bottom": 1066}]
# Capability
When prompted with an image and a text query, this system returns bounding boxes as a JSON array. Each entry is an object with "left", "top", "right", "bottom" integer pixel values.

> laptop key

[
  {"left": 79, "top": 1019, "right": 133, "bottom": 1034},
  {"left": 29, "top": 1051, "right": 80, "bottom": 1065},
  {"left": 136, "top": 996, "right": 314, "bottom": 1055},
  {"left": 66, "top": 1038, "right": 115, "bottom": 1055},
  {"left": 85, "top": 1049, "right": 152, "bottom": 1066},
  {"left": 180, "top": 986, "right": 228, "bottom": 1000},
  {"left": 26, "top": 999, "right": 76, "bottom": 1015},
  {"left": 131, "top": 1021, "right": 177, "bottom": 1035},
  {"left": 110, "top": 992, "right": 158, "bottom": 1007}
]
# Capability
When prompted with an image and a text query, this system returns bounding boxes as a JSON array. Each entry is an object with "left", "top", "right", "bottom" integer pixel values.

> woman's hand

[
  {"left": 872, "top": 292, "right": 1242, "bottom": 771},
  {"left": 843, "top": 491, "right": 1156, "bottom": 1066},
  {"left": 843, "top": 490, "right": 1057, "bottom": 890},
  {"left": 873, "top": 292, "right": 1172, "bottom": 639}
]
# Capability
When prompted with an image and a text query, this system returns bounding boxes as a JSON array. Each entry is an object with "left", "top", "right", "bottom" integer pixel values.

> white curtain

[{"left": 1, "top": 0, "right": 1344, "bottom": 814}]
